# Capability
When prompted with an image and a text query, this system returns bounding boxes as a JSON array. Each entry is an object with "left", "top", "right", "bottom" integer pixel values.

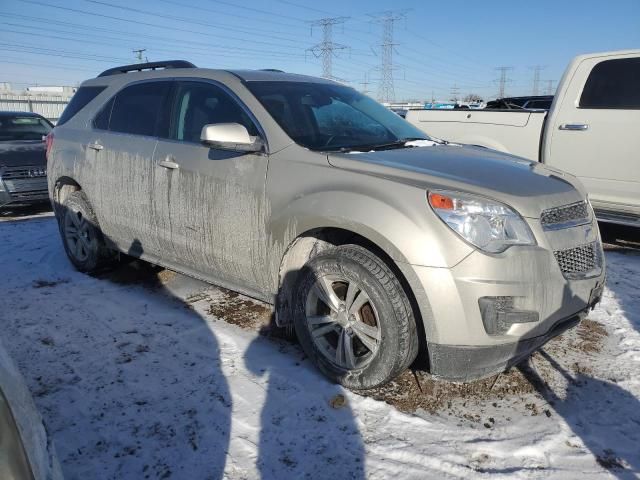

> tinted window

[
  {"left": 0, "top": 115, "right": 52, "bottom": 141},
  {"left": 93, "top": 96, "right": 114, "bottom": 131},
  {"left": 247, "top": 81, "right": 428, "bottom": 151},
  {"left": 57, "top": 86, "right": 105, "bottom": 125},
  {"left": 580, "top": 58, "right": 640, "bottom": 109},
  {"left": 109, "top": 82, "right": 172, "bottom": 136},
  {"left": 171, "top": 81, "right": 258, "bottom": 143}
]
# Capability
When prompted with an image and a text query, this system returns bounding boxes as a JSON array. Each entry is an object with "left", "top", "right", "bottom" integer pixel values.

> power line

[
  {"left": 371, "top": 10, "right": 407, "bottom": 103},
  {"left": 307, "top": 17, "right": 349, "bottom": 80},
  {"left": 494, "top": 66, "right": 513, "bottom": 98}
]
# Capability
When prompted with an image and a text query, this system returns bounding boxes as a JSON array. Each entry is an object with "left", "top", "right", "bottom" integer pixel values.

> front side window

[
  {"left": 171, "top": 81, "right": 258, "bottom": 143},
  {"left": 0, "top": 115, "right": 52, "bottom": 141},
  {"left": 108, "top": 81, "right": 173, "bottom": 136},
  {"left": 580, "top": 58, "right": 640, "bottom": 109},
  {"left": 246, "top": 81, "right": 428, "bottom": 151}
]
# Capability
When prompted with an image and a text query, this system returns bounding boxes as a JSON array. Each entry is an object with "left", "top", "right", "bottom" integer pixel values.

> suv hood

[
  {"left": 0, "top": 140, "right": 47, "bottom": 168},
  {"left": 327, "top": 145, "right": 585, "bottom": 218}
]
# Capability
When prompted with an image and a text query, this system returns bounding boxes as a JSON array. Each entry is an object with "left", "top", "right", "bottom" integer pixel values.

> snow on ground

[{"left": 0, "top": 217, "right": 638, "bottom": 479}]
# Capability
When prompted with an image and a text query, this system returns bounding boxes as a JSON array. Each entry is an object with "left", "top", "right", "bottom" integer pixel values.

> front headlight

[{"left": 428, "top": 190, "right": 535, "bottom": 253}]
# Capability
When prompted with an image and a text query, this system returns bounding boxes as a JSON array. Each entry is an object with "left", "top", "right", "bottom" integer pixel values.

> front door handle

[
  {"left": 159, "top": 157, "right": 179, "bottom": 169},
  {"left": 559, "top": 123, "right": 589, "bottom": 131},
  {"left": 88, "top": 142, "right": 104, "bottom": 151}
]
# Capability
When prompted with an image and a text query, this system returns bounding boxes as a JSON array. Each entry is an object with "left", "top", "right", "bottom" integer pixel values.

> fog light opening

[{"left": 479, "top": 296, "right": 539, "bottom": 335}]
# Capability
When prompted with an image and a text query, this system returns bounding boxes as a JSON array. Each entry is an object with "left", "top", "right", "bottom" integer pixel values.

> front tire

[
  {"left": 293, "top": 244, "right": 419, "bottom": 389},
  {"left": 59, "top": 191, "right": 115, "bottom": 273}
]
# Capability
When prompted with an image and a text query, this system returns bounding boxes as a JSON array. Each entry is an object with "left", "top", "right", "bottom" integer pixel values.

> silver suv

[{"left": 47, "top": 61, "right": 605, "bottom": 389}]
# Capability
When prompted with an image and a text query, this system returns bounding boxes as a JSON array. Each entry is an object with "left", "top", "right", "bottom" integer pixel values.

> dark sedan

[{"left": 0, "top": 112, "right": 52, "bottom": 208}]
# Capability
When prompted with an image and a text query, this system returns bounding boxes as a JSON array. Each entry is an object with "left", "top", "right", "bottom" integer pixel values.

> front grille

[
  {"left": 0, "top": 165, "right": 47, "bottom": 180},
  {"left": 4, "top": 178, "right": 48, "bottom": 193},
  {"left": 541, "top": 201, "right": 590, "bottom": 230},
  {"left": 554, "top": 242, "right": 601, "bottom": 279}
]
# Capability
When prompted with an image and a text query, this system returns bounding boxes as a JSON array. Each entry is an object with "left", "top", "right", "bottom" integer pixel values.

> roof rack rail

[
  {"left": 98, "top": 60, "right": 197, "bottom": 77},
  {"left": 260, "top": 69, "right": 285, "bottom": 73}
]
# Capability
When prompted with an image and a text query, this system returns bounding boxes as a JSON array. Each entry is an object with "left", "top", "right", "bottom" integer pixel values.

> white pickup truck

[{"left": 407, "top": 50, "right": 640, "bottom": 227}]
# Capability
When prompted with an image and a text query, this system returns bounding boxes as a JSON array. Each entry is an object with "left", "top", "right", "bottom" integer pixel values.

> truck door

[{"left": 545, "top": 56, "right": 640, "bottom": 219}]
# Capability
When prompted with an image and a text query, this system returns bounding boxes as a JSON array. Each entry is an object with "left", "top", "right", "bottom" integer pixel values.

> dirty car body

[
  {"left": 0, "top": 112, "right": 52, "bottom": 208},
  {"left": 47, "top": 62, "right": 605, "bottom": 387}
]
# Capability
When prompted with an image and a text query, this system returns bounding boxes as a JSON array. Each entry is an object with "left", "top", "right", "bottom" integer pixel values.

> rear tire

[
  {"left": 59, "top": 191, "right": 115, "bottom": 273},
  {"left": 293, "top": 244, "right": 418, "bottom": 390}
]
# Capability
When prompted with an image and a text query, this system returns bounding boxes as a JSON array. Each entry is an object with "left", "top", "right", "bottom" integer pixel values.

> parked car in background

[
  {"left": 48, "top": 61, "right": 604, "bottom": 389},
  {"left": 407, "top": 50, "right": 640, "bottom": 228},
  {"left": 0, "top": 112, "right": 52, "bottom": 209},
  {"left": 0, "top": 339, "right": 62, "bottom": 480},
  {"left": 484, "top": 95, "right": 554, "bottom": 110}
]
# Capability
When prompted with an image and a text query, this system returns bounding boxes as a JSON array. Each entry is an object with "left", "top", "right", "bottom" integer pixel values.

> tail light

[{"left": 45, "top": 132, "right": 54, "bottom": 160}]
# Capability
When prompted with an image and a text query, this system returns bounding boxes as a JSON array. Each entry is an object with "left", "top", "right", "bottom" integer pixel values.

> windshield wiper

[{"left": 338, "top": 137, "right": 429, "bottom": 153}]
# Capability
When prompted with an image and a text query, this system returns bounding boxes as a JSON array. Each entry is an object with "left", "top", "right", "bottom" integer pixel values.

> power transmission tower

[
  {"left": 371, "top": 10, "right": 407, "bottom": 103},
  {"left": 307, "top": 17, "right": 349, "bottom": 80},
  {"left": 494, "top": 66, "right": 513, "bottom": 98},
  {"left": 530, "top": 65, "right": 545, "bottom": 95},
  {"left": 360, "top": 72, "right": 371, "bottom": 96},
  {"left": 450, "top": 84, "right": 461, "bottom": 102},
  {"left": 132, "top": 49, "right": 147, "bottom": 63},
  {"left": 545, "top": 79, "right": 556, "bottom": 95}
]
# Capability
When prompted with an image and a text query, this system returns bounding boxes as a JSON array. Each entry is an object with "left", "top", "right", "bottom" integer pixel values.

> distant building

[{"left": 0, "top": 85, "right": 77, "bottom": 123}]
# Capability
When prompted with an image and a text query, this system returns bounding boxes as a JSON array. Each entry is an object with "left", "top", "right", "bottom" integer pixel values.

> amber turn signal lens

[{"left": 428, "top": 192, "right": 454, "bottom": 210}]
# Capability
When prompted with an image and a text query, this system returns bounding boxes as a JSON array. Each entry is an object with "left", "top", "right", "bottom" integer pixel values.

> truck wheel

[
  {"left": 59, "top": 191, "right": 115, "bottom": 273},
  {"left": 293, "top": 244, "right": 419, "bottom": 389}
]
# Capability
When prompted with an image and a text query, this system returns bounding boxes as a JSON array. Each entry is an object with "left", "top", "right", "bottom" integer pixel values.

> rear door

[
  {"left": 546, "top": 56, "right": 640, "bottom": 216},
  {"left": 87, "top": 80, "right": 173, "bottom": 256},
  {"left": 152, "top": 80, "right": 270, "bottom": 293}
]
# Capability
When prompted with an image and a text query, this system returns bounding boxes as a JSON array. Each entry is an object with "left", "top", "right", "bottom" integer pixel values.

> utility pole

[
  {"left": 132, "top": 49, "right": 147, "bottom": 63},
  {"left": 307, "top": 17, "right": 349, "bottom": 80},
  {"left": 450, "top": 84, "right": 461, "bottom": 102},
  {"left": 530, "top": 65, "right": 545, "bottom": 95},
  {"left": 494, "top": 66, "right": 513, "bottom": 98},
  {"left": 371, "top": 10, "right": 407, "bottom": 103},
  {"left": 545, "top": 79, "right": 556, "bottom": 95}
]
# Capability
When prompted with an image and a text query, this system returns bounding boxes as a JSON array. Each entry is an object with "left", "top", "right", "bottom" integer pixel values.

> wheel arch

[
  {"left": 52, "top": 176, "right": 82, "bottom": 217},
  {"left": 275, "top": 226, "right": 430, "bottom": 368}
]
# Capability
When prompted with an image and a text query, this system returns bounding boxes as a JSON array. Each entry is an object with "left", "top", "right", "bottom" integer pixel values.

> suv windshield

[
  {"left": 246, "top": 81, "right": 429, "bottom": 151},
  {"left": 0, "top": 115, "right": 52, "bottom": 141}
]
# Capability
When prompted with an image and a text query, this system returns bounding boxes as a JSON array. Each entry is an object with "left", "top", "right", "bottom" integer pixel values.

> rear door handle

[
  {"left": 159, "top": 157, "right": 179, "bottom": 169},
  {"left": 559, "top": 123, "right": 589, "bottom": 131},
  {"left": 88, "top": 142, "right": 104, "bottom": 151}
]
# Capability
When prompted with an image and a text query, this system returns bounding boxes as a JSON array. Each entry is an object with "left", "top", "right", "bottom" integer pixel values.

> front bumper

[
  {"left": 0, "top": 166, "right": 49, "bottom": 207},
  {"left": 398, "top": 218, "right": 606, "bottom": 381}
]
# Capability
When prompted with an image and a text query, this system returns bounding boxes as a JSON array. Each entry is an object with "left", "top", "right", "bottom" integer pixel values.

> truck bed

[{"left": 406, "top": 109, "right": 547, "bottom": 161}]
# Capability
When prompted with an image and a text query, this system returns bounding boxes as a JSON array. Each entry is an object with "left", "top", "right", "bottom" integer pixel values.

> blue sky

[{"left": 2, "top": 0, "right": 639, "bottom": 101}]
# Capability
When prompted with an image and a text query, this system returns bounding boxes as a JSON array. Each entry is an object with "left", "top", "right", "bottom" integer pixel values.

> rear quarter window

[
  {"left": 57, "top": 86, "right": 106, "bottom": 126},
  {"left": 579, "top": 58, "right": 640, "bottom": 109}
]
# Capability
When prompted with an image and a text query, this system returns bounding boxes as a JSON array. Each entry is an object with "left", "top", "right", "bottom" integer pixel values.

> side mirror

[{"left": 200, "top": 123, "right": 264, "bottom": 153}]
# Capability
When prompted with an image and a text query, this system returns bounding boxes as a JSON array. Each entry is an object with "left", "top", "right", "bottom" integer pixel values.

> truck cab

[{"left": 542, "top": 50, "right": 640, "bottom": 226}]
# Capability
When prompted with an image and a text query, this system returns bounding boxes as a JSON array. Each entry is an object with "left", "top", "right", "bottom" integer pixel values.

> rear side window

[
  {"left": 108, "top": 82, "right": 172, "bottom": 136},
  {"left": 580, "top": 58, "right": 640, "bottom": 109},
  {"left": 57, "top": 86, "right": 105, "bottom": 126}
]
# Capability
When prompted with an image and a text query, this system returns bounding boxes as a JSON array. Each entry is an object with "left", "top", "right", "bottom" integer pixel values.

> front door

[
  {"left": 545, "top": 56, "right": 640, "bottom": 216},
  {"left": 152, "top": 80, "right": 270, "bottom": 293}
]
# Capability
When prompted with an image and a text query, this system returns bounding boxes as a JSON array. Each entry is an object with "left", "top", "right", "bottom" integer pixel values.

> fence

[{"left": 0, "top": 93, "right": 73, "bottom": 124}]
